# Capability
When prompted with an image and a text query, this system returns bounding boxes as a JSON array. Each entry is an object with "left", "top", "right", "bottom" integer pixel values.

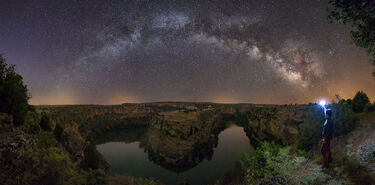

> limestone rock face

[
  {"left": 141, "top": 110, "right": 224, "bottom": 172},
  {"left": 241, "top": 105, "right": 312, "bottom": 146}
]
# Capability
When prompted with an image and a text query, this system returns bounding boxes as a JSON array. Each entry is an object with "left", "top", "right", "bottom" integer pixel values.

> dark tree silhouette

[
  {"left": 54, "top": 123, "right": 64, "bottom": 141},
  {"left": 0, "top": 54, "right": 31, "bottom": 126},
  {"left": 352, "top": 91, "right": 370, "bottom": 113},
  {"left": 82, "top": 138, "right": 101, "bottom": 170},
  {"left": 328, "top": 0, "right": 375, "bottom": 76},
  {"left": 39, "top": 112, "right": 52, "bottom": 131}
]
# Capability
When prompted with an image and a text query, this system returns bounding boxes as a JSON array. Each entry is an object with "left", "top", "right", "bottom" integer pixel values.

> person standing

[{"left": 321, "top": 107, "right": 334, "bottom": 168}]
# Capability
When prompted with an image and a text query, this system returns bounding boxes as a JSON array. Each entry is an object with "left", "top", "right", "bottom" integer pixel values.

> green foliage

[
  {"left": 40, "top": 112, "right": 52, "bottom": 131},
  {"left": 179, "top": 178, "right": 191, "bottom": 185},
  {"left": 298, "top": 101, "right": 356, "bottom": 151},
  {"left": 38, "top": 130, "right": 59, "bottom": 148},
  {"left": 352, "top": 91, "right": 370, "bottom": 113},
  {"left": 23, "top": 146, "right": 108, "bottom": 185},
  {"left": 346, "top": 98, "right": 353, "bottom": 106},
  {"left": 0, "top": 55, "right": 31, "bottom": 126},
  {"left": 240, "top": 142, "right": 328, "bottom": 185},
  {"left": 297, "top": 106, "right": 325, "bottom": 151},
  {"left": 328, "top": 0, "right": 375, "bottom": 75},
  {"left": 109, "top": 175, "right": 162, "bottom": 185},
  {"left": 365, "top": 102, "right": 375, "bottom": 112},
  {"left": 331, "top": 102, "right": 357, "bottom": 136},
  {"left": 22, "top": 128, "right": 108, "bottom": 185},
  {"left": 54, "top": 123, "right": 64, "bottom": 141},
  {"left": 81, "top": 139, "right": 102, "bottom": 170},
  {"left": 23, "top": 147, "right": 86, "bottom": 185},
  {"left": 22, "top": 112, "right": 41, "bottom": 134},
  {"left": 86, "top": 168, "right": 108, "bottom": 185}
]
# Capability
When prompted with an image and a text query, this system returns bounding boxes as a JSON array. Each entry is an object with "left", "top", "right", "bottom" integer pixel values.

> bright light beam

[{"left": 319, "top": 100, "right": 326, "bottom": 107}]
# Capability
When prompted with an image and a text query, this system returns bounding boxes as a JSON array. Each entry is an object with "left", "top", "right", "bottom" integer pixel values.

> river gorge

[
  {"left": 97, "top": 124, "right": 253, "bottom": 185},
  {"left": 34, "top": 102, "right": 316, "bottom": 184}
]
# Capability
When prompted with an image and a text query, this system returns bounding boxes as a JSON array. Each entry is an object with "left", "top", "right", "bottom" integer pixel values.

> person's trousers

[{"left": 321, "top": 136, "right": 332, "bottom": 165}]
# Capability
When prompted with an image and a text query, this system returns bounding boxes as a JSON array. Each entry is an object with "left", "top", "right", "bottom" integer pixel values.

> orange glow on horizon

[{"left": 29, "top": 91, "right": 79, "bottom": 105}]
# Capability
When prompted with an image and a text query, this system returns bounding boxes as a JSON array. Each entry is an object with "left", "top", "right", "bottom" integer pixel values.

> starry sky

[{"left": 0, "top": 0, "right": 374, "bottom": 105}]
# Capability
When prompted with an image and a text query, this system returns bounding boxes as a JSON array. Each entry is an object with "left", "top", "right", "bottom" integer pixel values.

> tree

[
  {"left": 352, "top": 91, "right": 370, "bottom": 113},
  {"left": 40, "top": 112, "right": 52, "bottom": 131},
  {"left": 54, "top": 123, "right": 64, "bottom": 141},
  {"left": 331, "top": 101, "right": 356, "bottom": 135},
  {"left": 81, "top": 138, "right": 101, "bottom": 170},
  {"left": 298, "top": 100, "right": 356, "bottom": 151},
  {"left": 365, "top": 102, "right": 375, "bottom": 112},
  {"left": 297, "top": 106, "right": 325, "bottom": 151},
  {"left": 328, "top": 0, "right": 375, "bottom": 77},
  {"left": 0, "top": 55, "right": 31, "bottom": 125}
]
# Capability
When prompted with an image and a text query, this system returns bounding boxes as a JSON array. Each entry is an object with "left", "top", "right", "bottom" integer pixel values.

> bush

[
  {"left": 297, "top": 106, "right": 325, "bottom": 151},
  {"left": 86, "top": 168, "right": 108, "bottom": 185},
  {"left": 240, "top": 142, "right": 328, "bottom": 185},
  {"left": 365, "top": 102, "right": 375, "bottom": 112},
  {"left": 352, "top": 91, "right": 370, "bottom": 113},
  {"left": 23, "top": 113, "right": 41, "bottom": 134},
  {"left": 298, "top": 101, "right": 356, "bottom": 151},
  {"left": 23, "top": 147, "right": 86, "bottom": 185},
  {"left": 23, "top": 146, "right": 108, "bottom": 185},
  {"left": 331, "top": 102, "right": 357, "bottom": 136},
  {"left": 54, "top": 123, "right": 64, "bottom": 141},
  {"left": 22, "top": 128, "right": 108, "bottom": 185},
  {"left": 81, "top": 139, "right": 102, "bottom": 170},
  {"left": 39, "top": 112, "right": 52, "bottom": 131},
  {"left": 0, "top": 55, "right": 32, "bottom": 126}
]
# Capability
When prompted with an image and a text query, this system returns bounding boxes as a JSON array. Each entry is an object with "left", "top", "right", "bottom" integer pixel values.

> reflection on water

[{"left": 96, "top": 125, "right": 254, "bottom": 185}]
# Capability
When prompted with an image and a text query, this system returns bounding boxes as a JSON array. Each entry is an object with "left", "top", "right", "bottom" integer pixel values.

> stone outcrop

[
  {"left": 239, "top": 105, "right": 313, "bottom": 146},
  {"left": 140, "top": 110, "right": 224, "bottom": 171}
]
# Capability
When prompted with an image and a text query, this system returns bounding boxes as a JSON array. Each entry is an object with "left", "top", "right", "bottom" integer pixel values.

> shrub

[
  {"left": 86, "top": 168, "right": 108, "bottom": 185},
  {"left": 297, "top": 106, "right": 325, "bottom": 151},
  {"left": 81, "top": 139, "right": 102, "bottom": 170},
  {"left": 0, "top": 55, "right": 32, "bottom": 126},
  {"left": 240, "top": 142, "right": 328, "bottom": 185},
  {"left": 39, "top": 112, "right": 52, "bottom": 131},
  {"left": 298, "top": 102, "right": 356, "bottom": 151},
  {"left": 23, "top": 113, "right": 41, "bottom": 134},
  {"left": 23, "top": 147, "right": 86, "bottom": 185},
  {"left": 22, "top": 129, "right": 108, "bottom": 185},
  {"left": 346, "top": 98, "right": 353, "bottom": 106},
  {"left": 331, "top": 101, "right": 357, "bottom": 136},
  {"left": 352, "top": 91, "right": 370, "bottom": 113},
  {"left": 54, "top": 123, "right": 64, "bottom": 141},
  {"left": 365, "top": 102, "right": 375, "bottom": 112}
]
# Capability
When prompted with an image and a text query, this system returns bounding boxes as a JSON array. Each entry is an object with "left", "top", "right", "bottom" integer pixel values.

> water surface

[{"left": 97, "top": 125, "right": 253, "bottom": 185}]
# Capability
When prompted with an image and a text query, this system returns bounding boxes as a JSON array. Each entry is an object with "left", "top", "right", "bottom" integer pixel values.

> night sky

[{"left": 1, "top": 0, "right": 374, "bottom": 105}]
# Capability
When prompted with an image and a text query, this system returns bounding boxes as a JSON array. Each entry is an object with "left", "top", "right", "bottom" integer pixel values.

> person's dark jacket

[{"left": 322, "top": 118, "right": 334, "bottom": 140}]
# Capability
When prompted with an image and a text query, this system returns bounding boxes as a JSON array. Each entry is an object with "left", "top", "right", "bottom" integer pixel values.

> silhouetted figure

[{"left": 321, "top": 107, "right": 333, "bottom": 168}]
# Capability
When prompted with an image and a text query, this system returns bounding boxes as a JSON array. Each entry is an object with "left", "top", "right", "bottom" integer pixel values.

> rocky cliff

[{"left": 140, "top": 109, "right": 225, "bottom": 171}]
